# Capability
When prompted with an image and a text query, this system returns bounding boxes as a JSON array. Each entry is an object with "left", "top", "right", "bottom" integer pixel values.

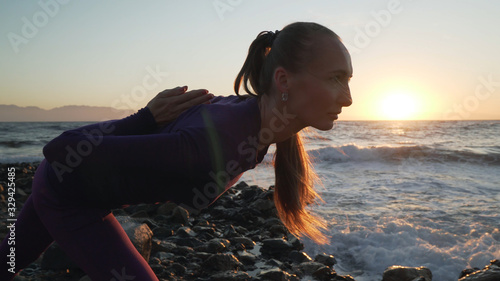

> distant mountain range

[{"left": 0, "top": 104, "right": 135, "bottom": 122}]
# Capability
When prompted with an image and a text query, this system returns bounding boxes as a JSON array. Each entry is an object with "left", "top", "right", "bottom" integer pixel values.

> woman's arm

[
  {"left": 42, "top": 86, "right": 216, "bottom": 179},
  {"left": 43, "top": 126, "right": 212, "bottom": 174},
  {"left": 57, "top": 87, "right": 214, "bottom": 138}
]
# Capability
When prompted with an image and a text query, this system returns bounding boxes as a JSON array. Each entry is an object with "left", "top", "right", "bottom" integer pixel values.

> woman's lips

[{"left": 328, "top": 113, "right": 339, "bottom": 120}]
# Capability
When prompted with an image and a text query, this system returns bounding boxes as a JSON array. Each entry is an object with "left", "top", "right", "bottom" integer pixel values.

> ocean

[{"left": 1, "top": 120, "right": 500, "bottom": 280}]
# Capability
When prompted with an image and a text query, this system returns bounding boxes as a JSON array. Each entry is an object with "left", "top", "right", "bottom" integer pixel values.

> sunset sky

[{"left": 1, "top": 0, "right": 499, "bottom": 120}]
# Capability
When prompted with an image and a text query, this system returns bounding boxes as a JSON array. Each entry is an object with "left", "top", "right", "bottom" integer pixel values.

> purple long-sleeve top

[{"left": 42, "top": 95, "right": 269, "bottom": 212}]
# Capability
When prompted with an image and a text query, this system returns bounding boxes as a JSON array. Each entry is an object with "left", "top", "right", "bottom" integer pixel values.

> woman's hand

[{"left": 146, "top": 86, "right": 214, "bottom": 126}]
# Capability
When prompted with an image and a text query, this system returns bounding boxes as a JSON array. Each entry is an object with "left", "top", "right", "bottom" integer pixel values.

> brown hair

[{"left": 234, "top": 22, "right": 339, "bottom": 244}]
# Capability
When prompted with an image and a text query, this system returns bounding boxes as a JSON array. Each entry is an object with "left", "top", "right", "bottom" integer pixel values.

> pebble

[
  {"left": 3, "top": 165, "right": 495, "bottom": 281},
  {"left": 202, "top": 253, "right": 241, "bottom": 271},
  {"left": 382, "top": 265, "right": 432, "bottom": 281}
]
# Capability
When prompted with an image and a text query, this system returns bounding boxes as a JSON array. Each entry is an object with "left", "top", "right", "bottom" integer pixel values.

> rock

[
  {"left": 258, "top": 268, "right": 295, "bottom": 281},
  {"left": 193, "top": 225, "right": 216, "bottom": 235},
  {"left": 460, "top": 268, "right": 481, "bottom": 278},
  {"left": 382, "top": 266, "right": 432, "bottom": 281},
  {"left": 236, "top": 250, "right": 257, "bottom": 265},
  {"left": 249, "top": 198, "right": 275, "bottom": 213},
  {"left": 152, "top": 239, "right": 177, "bottom": 253},
  {"left": 459, "top": 259, "right": 500, "bottom": 281},
  {"left": 116, "top": 216, "right": 153, "bottom": 262},
  {"left": 130, "top": 210, "right": 149, "bottom": 218},
  {"left": 202, "top": 253, "right": 241, "bottom": 271},
  {"left": 230, "top": 237, "right": 255, "bottom": 249},
  {"left": 41, "top": 242, "right": 79, "bottom": 270},
  {"left": 211, "top": 270, "right": 252, "bottom": 281},
  {"left": 176, "top": 226, "right": 197, "bottom": 237},
  {"left": 157, "top": 202, "right": 177, "bottom": 216},
  {"left": 288, "top": 250, "right": 312, "bottom": 264},
  {"left": 313, "top": 266, "right": 337, "bottom": 281},
  {"left": 154, "top": 251, "right": 175, "bottom": 261},
  {"left": 287, "top": 233, "right": 304, "bottom": 251},
  {"left": 152, "top": 226, "right": 174, "bottom": 237},
  {"left": 168, "top": 236, "right": 204, "bottom": 247},
  {"left": 171, "top": 206, "right": 190, "bottom": 225},
  {"left": 204, "top": 238, "right": 231, "bottom": 253},
  {"left": 172, "top": 245, "right": 194, "bottom": 256},
  {"left": 334, "top": 275, "right": 357, "bottom": 281},
  {"left": 295, "top": 261, "right": 326, "bottom": 276},
  {"left": 224, "top": 225, "right": 242, "bottom": 238},
  {"left": 315, "top": 253, "right": 337, "bottom": 267},
  {"left": 261, "top": 238, "right": 293, "bottom": 257},
  {"left": 165, "top": 262, "right": 186, "bottom": 275}
]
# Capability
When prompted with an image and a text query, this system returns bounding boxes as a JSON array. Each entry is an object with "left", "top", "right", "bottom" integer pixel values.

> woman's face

[{"left": 287, "top": 35, "right": 353, "bottom": 131}]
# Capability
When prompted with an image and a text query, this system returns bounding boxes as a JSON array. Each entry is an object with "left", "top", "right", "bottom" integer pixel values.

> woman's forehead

[{"left": 308, "top": 35, "right": 352, "bottom": 75}]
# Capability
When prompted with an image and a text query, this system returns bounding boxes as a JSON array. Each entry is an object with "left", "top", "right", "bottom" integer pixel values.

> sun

[{"left": 378, "top": 91, "right": 421, "bottom": 120}]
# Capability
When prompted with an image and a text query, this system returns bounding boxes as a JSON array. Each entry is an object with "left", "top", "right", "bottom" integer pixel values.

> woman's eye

[{"left": 332, "top": 76, "right": 343, "bottom": 83}]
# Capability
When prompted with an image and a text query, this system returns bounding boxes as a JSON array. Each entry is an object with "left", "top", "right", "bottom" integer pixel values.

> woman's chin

[{"left": 312, "top": 121, "right": 335, "bottom": 131}]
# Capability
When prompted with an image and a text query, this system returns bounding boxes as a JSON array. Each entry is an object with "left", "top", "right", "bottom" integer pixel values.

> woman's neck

[{"left": 257, "top": 93, "right": 304, "bottom": 147}]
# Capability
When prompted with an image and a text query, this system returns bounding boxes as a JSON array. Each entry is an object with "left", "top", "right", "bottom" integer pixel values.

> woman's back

[{"left": 43, "top": 95, "right": 268, "bottom": 211}]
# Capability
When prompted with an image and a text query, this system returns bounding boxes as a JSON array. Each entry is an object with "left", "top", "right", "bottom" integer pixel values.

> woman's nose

[{"left": 339, "top": 87, "right": 352, "bottom": 107}]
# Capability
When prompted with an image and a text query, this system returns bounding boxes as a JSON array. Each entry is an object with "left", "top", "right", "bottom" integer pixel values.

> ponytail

[
  {"left": 234, "top": 31, "right": 276, "bottom": 97},
  {"left": 274, "top": 134, "right": 328, "bottom": 244},
  {"left": 234, "top": 22, "right": 337, "bottom": 244}
]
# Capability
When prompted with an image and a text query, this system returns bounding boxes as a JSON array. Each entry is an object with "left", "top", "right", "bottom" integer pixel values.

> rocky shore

[{"left": 1, "top": 162, "right": 499, "bottom": 281}]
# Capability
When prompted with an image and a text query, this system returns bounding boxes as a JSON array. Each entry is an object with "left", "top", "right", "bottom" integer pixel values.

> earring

[{"left": 282, "top": 92, "right": 288, "bottom": 102}]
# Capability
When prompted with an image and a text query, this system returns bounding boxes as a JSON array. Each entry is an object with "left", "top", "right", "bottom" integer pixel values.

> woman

[{"left": 0, "top": 21, "right": 352, "bottom": 280}]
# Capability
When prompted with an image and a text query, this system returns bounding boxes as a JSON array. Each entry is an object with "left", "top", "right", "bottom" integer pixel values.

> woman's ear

[{"left": 274, "top": 67, "right": 289, "bottom": 94}]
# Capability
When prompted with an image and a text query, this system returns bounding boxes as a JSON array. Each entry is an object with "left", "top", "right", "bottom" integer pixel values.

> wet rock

[
  {"left": 315, "top": 253, "right": 337, "bottom": 267},
  {"left": 152, "top": 226, "right": 174, "bottom": 237},
  {"left": 210, "top": 270, "right": 252, "bottom": 281},
  {"left": 382, "top": 266, "right": 432, "bottom": 281},
  {"left": 152, "top": 239, "right": 177, "bottom": 253},
  {"left": 206, "top": 238, "right": 231, "bottom": 253},
  {"left": 334, "top": 275, "right": 357, "bottom": 281},
  {"left": 176, "top": 226, "right": 197, "bottom": 237},
  {"left": 460, "top": 268, "right": 481, "bottom": 278},
  {"left": 202, "top": 253, "right": 241, "bottom": 271},
  {"left": 167, "top": 236, "right": 204, "bottom": 247},
  {"left": 165, "top": 262, "right": 186, "bottom": 275},
  {"left": 261, "top": 238, "right": 293, "bottom": 257},
  {"left": 193, "top": 225, "right": 216, "bottom": 235},
  {"left": 196, "top": 238, "right": 231, "bottom": 253},
  {"left": 459, "top": 259, "right": 500, "bottom": 281},
  {"left": 115, "top": 216, "right": 153, "bottom": 262},
  {"left": 154, "top": 251, "right": 175, "bottom": 262},
  {"left": 287, "top": 233, "right": 304, "bottom": 251},
  {"left": 288, "top": 250, "right": 312, "bottom": 264},
  {"left": 236, "top": 250, "right": 257, "bottom": 265},
  {"left": 313, "top": 266, "right": 338, "bottom": 281},
  {"left": 230, "top": 237, "right": 255, "bottom": 249},
  {"left": 224, "top": 225, "right": 242, "bottom": 238},
  {"left": 295, "top": 261, "right": 325, "bottom": 276},
  {"left": 171, "top": 245, "right": 194, "bottom": 256},
  {"left": 258, "top": 268, "right": 296, "bottom": 281}
]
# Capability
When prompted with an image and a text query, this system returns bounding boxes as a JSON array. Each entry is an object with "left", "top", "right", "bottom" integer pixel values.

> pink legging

[{"left": 0, "top": 160, "right": 158, "bottom": 280}]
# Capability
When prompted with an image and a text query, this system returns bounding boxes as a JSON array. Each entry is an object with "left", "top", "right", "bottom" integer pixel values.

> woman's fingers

[
  {"left": 147, "top": 86, "right": 214, "bottom": 126},
  {"left": 177, "top": 91, "right": 214, "bottom": 110},
  {"left": 177, "top": 89, "right": 212, "bottom": 103},
  {"left": 157, "top": 86, "right": 188, "bottom": 97}
]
